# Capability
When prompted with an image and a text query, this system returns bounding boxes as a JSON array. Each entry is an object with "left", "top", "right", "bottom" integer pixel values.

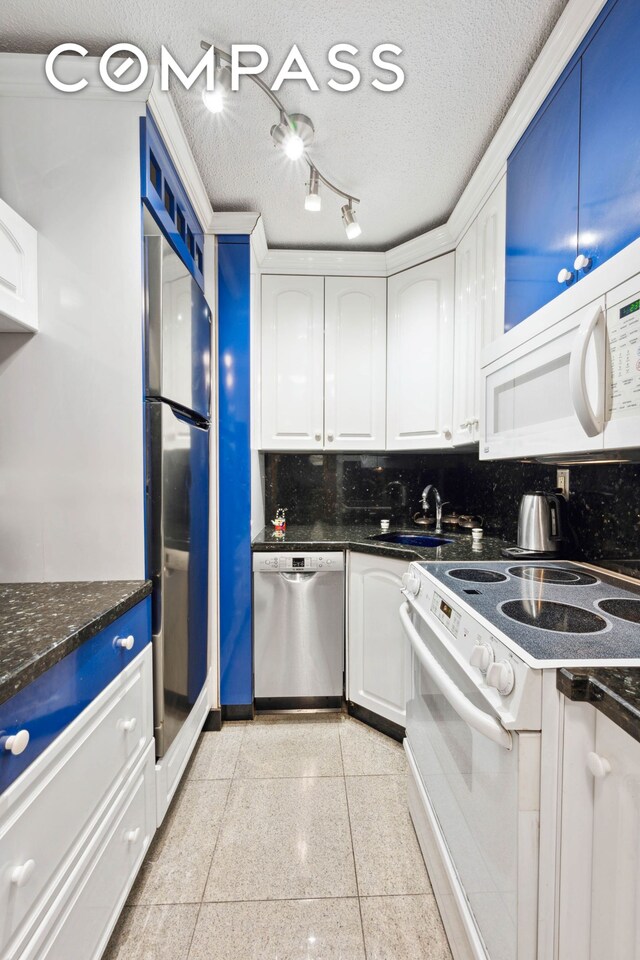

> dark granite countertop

[
  {"left": 558, "top": 666, "right": 640, "bottom": 744},
  {"left": 0, "top": 580, "right": 152, "bottom": 708},
  {"left": 252, "top": 521, "right": 506, "bottom": 563}
]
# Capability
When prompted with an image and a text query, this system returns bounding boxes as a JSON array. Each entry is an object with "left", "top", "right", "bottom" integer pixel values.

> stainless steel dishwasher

[{"left": 252, "top": 552, "right": 345, "bottom": 709}]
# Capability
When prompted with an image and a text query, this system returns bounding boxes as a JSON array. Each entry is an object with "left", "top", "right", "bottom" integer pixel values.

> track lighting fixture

[
  {"left": 341, "top": 201, "right": 361, "bottom": 240},
  {"left": 202, "top": 60, "right": 231, "bottom": 114},
  {"left": 200, "top": 41, "right": 362, "bottom": 240},
  {"left": 305, "top": 168, "right": 321, "bottom": 212},
  {"left": 270, "top": 113, "right": 314, "bottom": 161}
]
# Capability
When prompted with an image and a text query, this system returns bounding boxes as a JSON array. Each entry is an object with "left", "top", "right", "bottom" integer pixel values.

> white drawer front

[
  {"left": 32, "top": 746, "right": 155, "bottom": 960},
  {"left": 0, "top": 648, "right": 152, "bottom": 957}
]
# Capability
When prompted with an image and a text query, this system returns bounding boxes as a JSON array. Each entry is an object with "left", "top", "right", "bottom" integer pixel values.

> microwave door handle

[
  {"left": 400, "top": 603, "right": 512, "bottom": 751},
  {"left": 569, "top": 304, "right": 605, "bottom": 437}
]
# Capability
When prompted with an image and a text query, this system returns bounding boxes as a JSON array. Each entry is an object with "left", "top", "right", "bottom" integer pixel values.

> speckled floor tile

[
  {"left": 129, "top": 779, "right": 230, "bottom": 905},
  {"left": 187, "top": 899, "right": 366, "bottom": 960},
  {"left": 339, "top": 718, "right": 406, "bottom": 776},
  {"left": 234, "top": 720, "right": 343, "bottom": 778},
  {"left": 360, "top": 895, "right": 452, "bottom": 960},
  {"left": 203, "top": 777, "right": 357, "bottom": 901},
  {"left": 346, "top": 776, "right": 431, "bottom": 896},
  {"left": 187, "top": 724, "right": 246, "bottom": 780},
  {"left": 103, "top": 904, "right": 199, "bottom": 959}
]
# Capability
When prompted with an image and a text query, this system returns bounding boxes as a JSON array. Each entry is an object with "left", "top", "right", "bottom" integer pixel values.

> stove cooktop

[{"left": 415, "top": 561, "right": 640, "bottom": 664}]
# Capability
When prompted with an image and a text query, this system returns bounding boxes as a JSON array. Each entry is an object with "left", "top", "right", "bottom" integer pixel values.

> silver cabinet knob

[
  {"left": 557, "top": 268, "right": 574, "bottom": 284},
  {"left": 574, "top": 253, "right": 592, "bottom": 272},
  {"left": 327, "top": 432, "right": 334, "bottom": 442},
  {"left": 314, "top": 432, "right": 321, "bottom": 442}
]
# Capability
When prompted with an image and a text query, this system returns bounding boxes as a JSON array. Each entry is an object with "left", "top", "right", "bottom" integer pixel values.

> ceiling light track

[{"left": 199, "top": 41, "right": 361, "bottom": 237}]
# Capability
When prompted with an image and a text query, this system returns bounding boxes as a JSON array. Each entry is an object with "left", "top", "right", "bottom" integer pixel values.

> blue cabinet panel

[
  {"left": 140, "top": 113, "right": 205, "bottom": 291},
  {"left": 0, "top": 599, "right": 151, "bottom": 793},
  {"left": 579, "top": 0, "right": 640, "bottom": 271},
  {"left": 505, "top": 62, "right": 581, "bottom": 331},
  {"left": 217, "top": 236, "right": 252, "bottom": 708}
]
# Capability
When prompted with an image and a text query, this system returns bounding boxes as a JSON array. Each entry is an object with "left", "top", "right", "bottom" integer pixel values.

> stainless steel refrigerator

[{"left": 144, "top": 233, "right": 211, "bottom": 758}]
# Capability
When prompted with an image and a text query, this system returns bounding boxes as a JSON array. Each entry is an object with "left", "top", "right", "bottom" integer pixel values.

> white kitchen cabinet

[
  {"left": 261, "top": 274, "right": 325, "bottom": 450},
  {"left": 347, "top": 552, "right": 409, "bottom": 727},
  {"left": 452, "top": 221, "right": 479, "bottom": 446},
  {"left": 324, "top": 276, "right": 387, "bottom": 450},
  {"left": 476, "top": 176, "right": 506, "bottom": 350},
  {"left": 387, "top": 253, "right": 455, "bottom": 450},
  {"left": 0, "top": 198, "right": 38, "bottom": 333},
  {"left": 452, "top": 177, "right": 506, "bottom": 447},
  {"left": 558, "top": 703, "right": 640, "bottom": 960}
]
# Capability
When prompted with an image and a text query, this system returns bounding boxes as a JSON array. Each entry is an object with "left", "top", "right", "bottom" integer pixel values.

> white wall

[{"left": 0, "top": 94, "right": 146, "bottom": 581}]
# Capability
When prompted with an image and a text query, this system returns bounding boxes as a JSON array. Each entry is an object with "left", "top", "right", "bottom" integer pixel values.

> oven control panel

[{"left": 430, "top": 591, "right": 462, "bottom": 637}]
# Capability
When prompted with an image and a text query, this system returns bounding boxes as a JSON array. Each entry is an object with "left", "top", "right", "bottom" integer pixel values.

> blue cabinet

[
  {"left": 579, "top": 0, "right": 640, "bottom": 271},
  {"left": 505, "top": 0, "right": 640, "bottom": 330},
  {"left": 505, "top": 63, "right": 581, "bottom": 331}
]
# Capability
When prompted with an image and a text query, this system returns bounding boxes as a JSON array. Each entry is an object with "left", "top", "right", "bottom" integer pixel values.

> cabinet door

[
  {"left": 387, "top": 254, "right": 455, "bottom": 450},
  {"left": 324, "top": 277, "right": 387, "bottom": 450},
  {"left": 261, "top": 275, "right": 324, "bottom": 450},
  {"left": 589, "top": 712, "right": 640, "bottom": 959},
  {"left": 452, "top": 222, "right": 479, "bottom": 446},
  {"left": 0, "top": 198, "right": 38, "bottom": 333},
  {"left": 482, "top": 296, "right": 606, "bottom": 459},
  {"left": 477, "top": 176, "right": 506, "bottom": 349},
  {"left": 347, "top": 553, "right": 409, "bottom": 727},
  {"left": 579, "top": 0, "right": 640, "bottom": 274},
  {"left": 505, "top": 62, "right": 581, "bottom": 331}
]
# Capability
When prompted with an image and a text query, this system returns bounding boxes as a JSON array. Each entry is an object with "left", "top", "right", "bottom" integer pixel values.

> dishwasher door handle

[{"left": 278, "top": 571, "right": 318, "bottom": 583}]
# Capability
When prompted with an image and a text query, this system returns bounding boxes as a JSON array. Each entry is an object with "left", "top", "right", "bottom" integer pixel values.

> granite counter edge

[{"left": 0, "top": 580, "right": 153, "bottom": 708}]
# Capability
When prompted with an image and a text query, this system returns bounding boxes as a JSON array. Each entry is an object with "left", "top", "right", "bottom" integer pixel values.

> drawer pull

[
  {"left": 125, "top": 827, "right": 140, "bottom": 845},
  {"left": 11, "top": 859, "right": 36, "bottom": 888},
  {"left": 115, "top": 634, "right": 135, "bottom": 651},
  {"left": 587, "top": 751, "right": 611, "bottom": 779},
  {"left": 4, "top": 729, "right": 30, "bottom": 756},
  {"left": 118, "top": 717, "right": 138, "bottom": 733}
]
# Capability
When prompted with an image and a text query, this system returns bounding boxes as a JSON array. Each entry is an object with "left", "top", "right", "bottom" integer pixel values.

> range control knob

[
  {"left": 401, "top": 572, "right": 420, "bottom": 597},
  {"left": 486, "top": 660, "right": 515, "bottom": 696},
  {"left": 469, "top": 641, "right": 494, "bottom": 674}
]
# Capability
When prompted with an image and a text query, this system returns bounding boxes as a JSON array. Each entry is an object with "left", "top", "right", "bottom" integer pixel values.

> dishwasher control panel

[{"left": 253, "top": 552, "right": 345, "bottom": 572}]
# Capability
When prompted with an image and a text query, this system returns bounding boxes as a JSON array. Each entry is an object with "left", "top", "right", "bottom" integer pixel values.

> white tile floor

[{"left": 105, "top": 714, "right": 453, "bottom": 959}]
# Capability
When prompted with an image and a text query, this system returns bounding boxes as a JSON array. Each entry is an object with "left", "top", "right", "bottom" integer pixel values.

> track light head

[
  {"left": 305, "top": 168, "right": 322, "bottom": 212},
  {"left": 341, "top": 201, "right": 361, "bottom": 240},
  {"left": 271, "top": 113, "right": 314, "bottom": 161},
  {"left": 202, "top": 61, "right": 231, "bottom": 114}
]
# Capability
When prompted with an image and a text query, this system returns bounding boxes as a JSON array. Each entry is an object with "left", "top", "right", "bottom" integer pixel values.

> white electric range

[{"left": 399, "top": 560, "right": 640, "bottom": 960}]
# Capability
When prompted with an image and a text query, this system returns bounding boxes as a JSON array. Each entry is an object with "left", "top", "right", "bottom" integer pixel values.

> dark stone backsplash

[{"left": 263, "top": 452, "right": 640, "bottom": 562}]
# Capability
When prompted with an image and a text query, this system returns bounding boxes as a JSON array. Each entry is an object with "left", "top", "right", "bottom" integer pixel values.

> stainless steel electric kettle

[{"left": 517, "top": 491, "right": 564, "bottom": 555}]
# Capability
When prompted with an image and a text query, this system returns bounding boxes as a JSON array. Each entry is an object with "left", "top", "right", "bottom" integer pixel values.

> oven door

[{"left": 401, "top": 601, "right": 539, "bottom": 960}]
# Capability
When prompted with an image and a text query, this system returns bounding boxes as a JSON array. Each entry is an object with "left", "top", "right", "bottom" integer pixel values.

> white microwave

[{"left": 480, "top": 237, "right": 640, "bottom": 461}]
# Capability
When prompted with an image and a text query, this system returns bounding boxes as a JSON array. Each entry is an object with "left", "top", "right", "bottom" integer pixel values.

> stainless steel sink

[{"left": 369, "top": 532, "right": 453, "bottom": 547}]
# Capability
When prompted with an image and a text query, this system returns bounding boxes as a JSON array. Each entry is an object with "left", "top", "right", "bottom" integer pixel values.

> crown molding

[
  {"left": 210, "top": 212, "right": 262, "bottom": 235},
  {"left": 0, "top": 51, "right": 154, "bottom": 101},
  {"left": 384, "top": 223, "right": 455, "bottom": 276},
  {"left": 147, "top": 73, "right": 213, "bottom": 234},
  {"left": 250, "top": 216, "right": 269, "bottom": 264},
  {"left": 259, "top": 248, "right": 387, "bottom": 277}
]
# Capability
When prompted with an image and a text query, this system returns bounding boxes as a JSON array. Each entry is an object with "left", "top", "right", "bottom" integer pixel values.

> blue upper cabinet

[
  {"left": 140, "top": 113, "right": 205, "bottom": 291},
  {"left": 578, "top": 0, "right": 640, "bottom": 272},
  {"left": 505, "top": 0, "right": 640, "bottom": 331},
  {"left": 505, "top": 63, "right": 581, "bottom": 331}
]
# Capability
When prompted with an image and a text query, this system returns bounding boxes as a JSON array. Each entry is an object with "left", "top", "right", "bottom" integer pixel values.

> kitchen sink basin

[{"left": 369, "top": 533, "right": 453, "bottom": 547}]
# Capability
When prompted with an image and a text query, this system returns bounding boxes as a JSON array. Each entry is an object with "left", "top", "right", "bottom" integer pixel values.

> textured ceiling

[{"left": 0, "top": 0, "right": 567, "bottom": 250}]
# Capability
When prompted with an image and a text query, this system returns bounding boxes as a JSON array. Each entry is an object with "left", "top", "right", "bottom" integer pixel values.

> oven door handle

[{"left": 400, "top": 602, "right": 512, "bottom": 751}]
